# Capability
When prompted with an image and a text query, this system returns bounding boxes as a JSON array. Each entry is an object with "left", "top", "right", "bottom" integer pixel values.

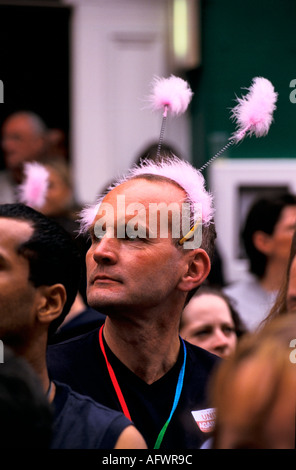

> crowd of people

[{"left": 0, "top": 110, "right": 296, "bottom": 450}]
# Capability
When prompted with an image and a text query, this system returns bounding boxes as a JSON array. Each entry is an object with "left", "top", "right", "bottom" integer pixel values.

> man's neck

[
  {"left": 260, "top": 261, "right": 288, "bottom": 292},
  {"left": 103, "top": 315, "right": 181, "bottom": 384},
  {"left": 11, "top": 335, "right": 54, "bottom": 402}
]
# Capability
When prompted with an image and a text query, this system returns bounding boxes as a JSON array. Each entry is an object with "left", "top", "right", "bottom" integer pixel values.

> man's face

[
  {"left": 268, "top": 205, "right": 296, "bottom": 262},
  {"left": 86, "top": 178, "right": 194, "bottom": 314},
  {"left": 1, "top": 116, "right": 44, "bottom": 171},
  {"left": 0, "top": 218, "right": 38, "bottom": 343}
]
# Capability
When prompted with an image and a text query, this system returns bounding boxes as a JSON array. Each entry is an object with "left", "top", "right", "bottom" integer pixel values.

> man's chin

[{"left": 87, "top": 295, "right": 119, "bottom": 313}]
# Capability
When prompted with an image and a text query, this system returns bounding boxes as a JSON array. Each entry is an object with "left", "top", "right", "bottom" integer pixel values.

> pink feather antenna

[
  {"left": 18, "top": 162, "right": 49, "bottom": 209},
  {"left": 231, "top": 77, "right": 278, "bottom": 142},
  {"left": 148, "top": 75, "right": 193, "bottom": 158},
  {"left": 199, "top": 77, "right": 278, "bottom": 172}
]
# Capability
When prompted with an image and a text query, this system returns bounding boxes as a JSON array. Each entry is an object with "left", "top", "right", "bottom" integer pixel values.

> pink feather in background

[
  {"left": 148, "top": 75, "right": 193, "bottom": 116},
  {"left": 18, "top": 162, "right": 49, "bottom": 209},
  {"left": 231, "top": 76, "right": 278, "bottom": 143}
]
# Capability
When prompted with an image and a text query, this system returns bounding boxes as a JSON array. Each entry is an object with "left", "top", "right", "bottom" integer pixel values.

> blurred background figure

[
  {"left": 0, "top": 111, "right": 48, "bottom": 203},
  {"left": 40, "top": 157, "right": 77, "bottom": 222},
  {"left": 45, "top": 128, "right": 68, "bottom": 161},
  {"left": 180, "top": 287, "right": 247, "bottom": 359},
  {"left": 210, "top": 314, "right": 296, "bottom": 449},
  {"left": 0, "top": 347, "right": 53, "bottom": 449},
  {"left": 264, "top": 227, "right": 296, "bottom": 323},
  {"left": 223, "top": 193, "right": 296, "bottom": 331}
]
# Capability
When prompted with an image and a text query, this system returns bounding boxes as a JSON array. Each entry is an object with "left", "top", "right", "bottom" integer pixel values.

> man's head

[
  {"left": 83, "top": 157, "right": 216, "bottom": 315},
  {"left": 1, "top": 111, "right": 47, "bottom": 179},
  {"left": 0, "top": 203, "right": 81, "bottom": 345},
  {"left": 242, "top": 193, "right": 296, "bottom": 279}
]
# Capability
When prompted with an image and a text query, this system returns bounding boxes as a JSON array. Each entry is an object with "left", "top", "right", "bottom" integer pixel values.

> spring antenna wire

[{"left": 198, "top": 139, "right": 235, "bottom": 172}]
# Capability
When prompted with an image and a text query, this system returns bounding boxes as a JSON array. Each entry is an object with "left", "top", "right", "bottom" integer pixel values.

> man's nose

[{"left": 92, "top": 235, "right": 119, "bottom": 265}]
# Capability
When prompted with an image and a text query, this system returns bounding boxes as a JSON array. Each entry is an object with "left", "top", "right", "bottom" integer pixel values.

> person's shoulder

[
  {"left": 52, "top": 381, "right": 132, "bottom": 449},
  {"left": 47, "top": 328, "right": 100, "bottom": 374},
  {"left": 184, "top": 340, "right": 221, "bottom": 368},
  {"left": 223, "top": 277, "right": 256, "bottom": 297},
  {"left": 54, "top": 381, "right": 132, "bottom": 433},
  {"left": 48, "top": 326, "right": 99, "bottom": 352},
  {"left": 223, "top": 280, "right": 245, "bottom": 293}
]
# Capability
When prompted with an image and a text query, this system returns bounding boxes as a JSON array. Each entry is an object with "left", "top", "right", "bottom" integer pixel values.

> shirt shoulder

[
  {"left": 184, "top": 340, "right": 220, "bottom": 376},
  {"left": 51, "top": 381, "right": 132, "bottom": 449},
  {"left": 47, "top": 328, "right": 102, "bottom": 390},
  {"left": 47, "top": 328, "right": 99, "bottom": 364}
]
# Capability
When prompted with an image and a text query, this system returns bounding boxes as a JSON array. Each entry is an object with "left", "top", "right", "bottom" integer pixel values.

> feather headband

[
  {"left": 79, "top": 76, "right": 277, "bottom": 236},
  {"left": 199, "top": 76, "right": 278, "bottom": 171},
  {"left": 18, "top": 162, "right": 49, "bottom": 209}
]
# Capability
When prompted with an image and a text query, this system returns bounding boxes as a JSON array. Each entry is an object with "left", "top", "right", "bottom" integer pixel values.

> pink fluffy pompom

[
  {"left": 18, "top": 162, "right": 49, "bottom": 209},
  {"left": 148, "top": 75, "right": 193, "bottom": 116},
  {"left": 231, "top": 77, "right": 278, "bottom": 142}
]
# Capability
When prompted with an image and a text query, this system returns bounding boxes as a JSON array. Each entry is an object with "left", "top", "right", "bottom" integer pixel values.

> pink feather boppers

[
  {"left": 231, "top": 77, "right": 278, "bottom": 143},
  {"left": 148, "top": 75, "right": 193, "bottom": 117},
  {"left": 18, "top": 162, "right": 49, "bottom": 209}
]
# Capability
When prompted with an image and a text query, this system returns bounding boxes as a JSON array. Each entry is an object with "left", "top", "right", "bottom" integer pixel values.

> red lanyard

[
  {"left": 98, "top": 324, "right": 187, "bottom": 449},
  {"left": 98, "top": 325, "right": 132, "bottom": 420}
]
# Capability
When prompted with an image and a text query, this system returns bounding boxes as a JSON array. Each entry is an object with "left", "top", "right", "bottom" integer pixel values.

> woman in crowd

[{"left": 180, "top": 286, "right": 247, "bottom": 358}]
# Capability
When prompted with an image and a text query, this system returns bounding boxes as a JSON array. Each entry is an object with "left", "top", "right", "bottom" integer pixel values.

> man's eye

[
  {"left": 92, "top": 232, "right": 103, "bottom": 241},
  {"left": 93, "top": 224, "right": 107, "bottom": 240},
  {"left": 125, "top": 234, "right": 140, "bottom": 241}
]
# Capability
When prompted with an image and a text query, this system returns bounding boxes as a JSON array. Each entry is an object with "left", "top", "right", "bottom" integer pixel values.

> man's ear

[
  {"left": 253, "top": 230, "right": 272, "bottom": 255},
  {"left": 178, "top": 248, "right": 211, "bottom": 292},
  {"left": 36, "top": 284, "right": 67, "bottom": 325}
]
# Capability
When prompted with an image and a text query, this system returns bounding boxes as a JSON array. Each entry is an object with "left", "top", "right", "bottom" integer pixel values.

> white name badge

[{"left": 191, "top": 408, "right": 216, "bottom": 433}]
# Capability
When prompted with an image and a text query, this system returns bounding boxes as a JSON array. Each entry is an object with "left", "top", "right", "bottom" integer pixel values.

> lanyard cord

[
  {"left": 154, "top": 338, "right": 186, "bottom": 449},
  {"left": 98, "top": 324, "right": 187, "bottom": 449},
  {"left": 98, "top": 325, "right": 131, "bottom": 420}
]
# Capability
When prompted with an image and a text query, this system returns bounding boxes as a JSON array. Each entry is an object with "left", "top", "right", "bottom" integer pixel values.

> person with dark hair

[
  {"left": 0, "top": 347, "right": 53, "bottom": 449},
  {"left": 264, "top": 226, "right": 296, "bottom": 323},
  {"left": 0, "top": 203, "right": 146, "bottom": 449},
  {"left": 223, "top": 193, "right": 296, "bottom": 331},
  {"left": 180, "top": 286, "right": 247, "bottom": 359},
  {"left": 47, "top": 156, "right": 220, "bottom": 449}
]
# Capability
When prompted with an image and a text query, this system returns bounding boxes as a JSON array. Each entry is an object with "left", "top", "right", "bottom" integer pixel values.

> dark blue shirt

[{"left": 51, "top": 381, "right": 133, "bottom": 449}]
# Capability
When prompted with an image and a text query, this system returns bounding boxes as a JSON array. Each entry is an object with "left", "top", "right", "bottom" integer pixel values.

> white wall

[{"left": 63, "top": 0, "right": 192, "bottom": 205}]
